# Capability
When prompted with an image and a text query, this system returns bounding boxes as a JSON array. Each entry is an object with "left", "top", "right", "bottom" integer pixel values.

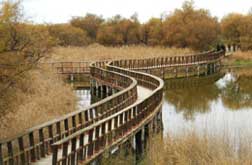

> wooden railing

[
  {"left": 112, "top": 50, "right": 224, "bottom": 69},
  {"left": 0, "top": 62, "right": 137, "bottom": 165},
  {"left": 51, "top": 62, "right": 164, "bottom": 165}
]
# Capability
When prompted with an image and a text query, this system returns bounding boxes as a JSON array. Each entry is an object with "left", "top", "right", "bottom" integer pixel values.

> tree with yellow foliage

[{"left": 162, "top": 1, "right": 220, "bottom": 50}]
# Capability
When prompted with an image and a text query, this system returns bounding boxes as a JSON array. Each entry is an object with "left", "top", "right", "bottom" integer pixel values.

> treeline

[
  {"left": 45, "top": 1, "right": 252, "bottom": 51},
  {"left": 1, "top": 1, "right": 252, "bottom": 54},
  {"left": 48, "top": 1, "right": 221, "bottom": 50}
]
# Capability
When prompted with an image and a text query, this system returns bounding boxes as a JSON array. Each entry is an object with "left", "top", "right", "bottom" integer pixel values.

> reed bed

[
  {"left": 0, "top": 68, "right": 76, "bottom": 139},
  {"left": 44, "top": 44, "right": 193, "bottom": 62},
  {"left": 145, "top": 132, "right": 252, "bottom": 165}
]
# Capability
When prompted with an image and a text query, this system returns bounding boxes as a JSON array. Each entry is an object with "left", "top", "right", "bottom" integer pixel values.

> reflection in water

[
  {"left": 163, "top": 68, "right": 252, "bottom": 143},
  {"left": 221, "top": 76, "right": 252, "bottom": 110},
  {"left": 75, "top": 88, "right": 91, "bottom": 109},
  {"left": 164, "top": 74, "right": 222, "bottom": 120}
]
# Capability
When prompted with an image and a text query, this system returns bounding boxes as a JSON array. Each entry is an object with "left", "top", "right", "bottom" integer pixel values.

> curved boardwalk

[{"left": 0, "top": 50, "right": 224, "bottom": 165}]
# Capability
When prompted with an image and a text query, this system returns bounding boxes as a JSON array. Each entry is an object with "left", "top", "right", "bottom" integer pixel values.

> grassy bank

[
  {"left": 224, "top": 51, "right": 252, "bottom": 67},
  {"left": 44, "top": 44, "right": 193, "bottom": 62},
  {"left": 0, "top": 68, "right": 76, "bottom": 139}
]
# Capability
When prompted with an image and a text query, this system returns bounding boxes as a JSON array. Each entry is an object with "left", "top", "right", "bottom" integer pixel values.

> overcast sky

[{"left": 18, "top": 0, "right": 252, "bottom": 23}]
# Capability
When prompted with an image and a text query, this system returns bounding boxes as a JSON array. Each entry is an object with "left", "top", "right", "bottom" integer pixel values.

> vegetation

[
  {"left": 162, "top": 1, "right": 220, "bottom": 50},
  {"left": 0, "top": 1, "right": 76, "bottom": 139},
  {"left": 223, "top": 51, "right": 252, "bottom": 66},
  {"left": 2, "top": 1, "right": 252, "bottom": 52},
  {"left": 221, "top": 13, "right": 252, "bottom": 51},
  {"left": 48, "top": 24, "right": 90, "bottom": 46},
  {"left": 145, "top": 133, "right": 252, "bottom": 165},
  {"left": 46, "top": 44, "right": 193, "bottom": 62}
]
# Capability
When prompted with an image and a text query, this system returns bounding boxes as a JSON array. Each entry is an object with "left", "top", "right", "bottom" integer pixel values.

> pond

[{"left": 162, "top": 68, "right": 252, "bottom": 144}]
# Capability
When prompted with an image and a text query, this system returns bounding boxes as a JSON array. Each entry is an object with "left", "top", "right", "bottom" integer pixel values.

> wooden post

[
  {"left": 18, "top": 137, "right": 26, "bottom": 165},
  {"left": 29, "top": 132, "right": 36, "bottom": 162},
  {"left": 72, "top": 116, "right": 76, "bottom": 132},
  {"left": 56, "top": 122, "right": 61, "bottom": 141},
  {"left": 78, "top": 113, "right": 83, "bottom": 129},
  {"left": 48, "top": 125, "right": 54, "bottom": 151},
  {"left": 52, "top": 145, "right": 58, "bottom": 165},
  {"left": 71, "top": 138, "right": 77, "bottom": 165},
  {"left": 7, "top": 141, "right": 14, "bottom": 165},
  {"left": 39, "top": 129, "right": 46, "bottom": 158},
  {"left": 88, "top": 129, "right": 94, "bottom": 158},
  {"left": 64, "top": 119, "right": 69, "bottom": 136},
  {"left": 78, "top": 134, "right": 85, "bottom": 161},
  {"left": 62, "top": 142, "right": 69, "bottom": 165}
]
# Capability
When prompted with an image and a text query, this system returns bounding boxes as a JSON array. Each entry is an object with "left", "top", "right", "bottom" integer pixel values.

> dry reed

[
  {"left": 0, "top": 68, "right": 76, "bottom": 139},
  {"left": 44, "top": 44, "right": 193, "bottom": 62},
  {"left": 145, "top": 132, "right": 252, "bottom": 165}
]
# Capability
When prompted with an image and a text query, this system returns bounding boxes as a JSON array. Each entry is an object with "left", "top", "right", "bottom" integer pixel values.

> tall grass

[
  {"left": 0, "top": 68, "right": 76, "bottom": 139},
  {"left": 224, "top": 51, "right": 252, "bottom": 66},
  {"left": 145, "top": 132, "right": 252, "bottom": 165},
  {"left": 44, "top": 44, "right": 193, "bottom": 62}
]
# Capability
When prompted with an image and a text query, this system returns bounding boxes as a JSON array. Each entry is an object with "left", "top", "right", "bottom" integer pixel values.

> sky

[{"left": 16, "top": 0, "right": 252, "bottom": 23}]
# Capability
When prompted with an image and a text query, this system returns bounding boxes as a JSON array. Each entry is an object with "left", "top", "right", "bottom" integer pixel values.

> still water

[
  {"left": 75, "top": 67, "right": 252, "bottom": 141},
  {"left": 163, "top": 68, "right": 252, "bottom": 143}
]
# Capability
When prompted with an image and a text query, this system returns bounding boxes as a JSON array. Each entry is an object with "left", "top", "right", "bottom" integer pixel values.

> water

[
  {"left": 75, "top": 67, "right": 252, "bottom": 143},
  {"left": 162, "top": 68, "right": 252, "bottom": 144},
  {"left": 75, "top": 87, "right": 91, "bottom": 109}
]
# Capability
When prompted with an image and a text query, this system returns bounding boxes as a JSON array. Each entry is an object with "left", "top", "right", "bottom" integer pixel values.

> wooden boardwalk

[
  {"left": 31, "top": 86, "right": 152, "bottom": 165},
  {"left": 0, "top": 50, "right": 225, "bottom": 165}
]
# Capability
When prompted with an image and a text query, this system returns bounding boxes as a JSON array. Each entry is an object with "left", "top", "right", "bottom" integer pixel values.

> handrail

[{"left": 112, "top": 50, "right": 224, "bottom": 69}]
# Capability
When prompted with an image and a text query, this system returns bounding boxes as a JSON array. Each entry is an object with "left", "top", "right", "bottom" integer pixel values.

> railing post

[
  {"left": 56, "top": 122, "right": 61, "bottom": 141},
  {"left": 71, "top": 138, "right": 77, "bottom": 165},
  {"left": 62, "top": 142, "right": 69, "bottom": 165},
  {"left": 88, "top": 129, "right": 94, "bottom": 158},
  {"left": 64, "top": 119, "right": 69, "bottom": 136},
  {"left": 48, "top": 125, "right": 54, "bottom": 151},
  {"left": 7, "top": 141, "right": 14, "bottom": 165},
  {"left": 39, "top": 129, "right": 46, "bottom": 158},
  {"left": 18, "top": 137, "right": 26, "bottom": 165},
  {"left": 52, "top": 145, "right": 58, "bottom": 165},
  {"left": 78, "top": 133, "right": 85, "bottom": 161},
  {"left": 29, "top": 132, "right": 36, "bottom": 162}
]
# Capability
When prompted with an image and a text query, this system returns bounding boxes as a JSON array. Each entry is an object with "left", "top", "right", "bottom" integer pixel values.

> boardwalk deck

[{"left": 32, "top": 85, "right": 152, "bottom": 165}]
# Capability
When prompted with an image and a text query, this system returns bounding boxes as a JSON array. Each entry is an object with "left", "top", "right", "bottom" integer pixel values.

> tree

[
  {"left": 162, "top": 1, "right": 220, "bottom": 50},
  {"left": 97, "top": 15, "right": 141, "bottom": 45},
  {"left": 0, "top": 1, "right": 53, "bottom": 94},
  {"left": 48, "top": 24, "right": 90, "bottom": 46},
  {"left": 221, "top": 13, "right": 244, "bottom": 45},
  {"left": 238, "top": 15, "right": 252, "bottom": 50},
  {"left": 141, "top": 18, "right": 163, "bottom": 45},
  {"left": 70, "top": 13, "right": 103, "bottom": 41}
]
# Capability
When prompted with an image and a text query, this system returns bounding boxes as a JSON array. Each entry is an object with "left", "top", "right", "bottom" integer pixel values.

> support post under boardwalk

[{"left": 135, "top": 129, "right": 144, "bottom": 161}]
